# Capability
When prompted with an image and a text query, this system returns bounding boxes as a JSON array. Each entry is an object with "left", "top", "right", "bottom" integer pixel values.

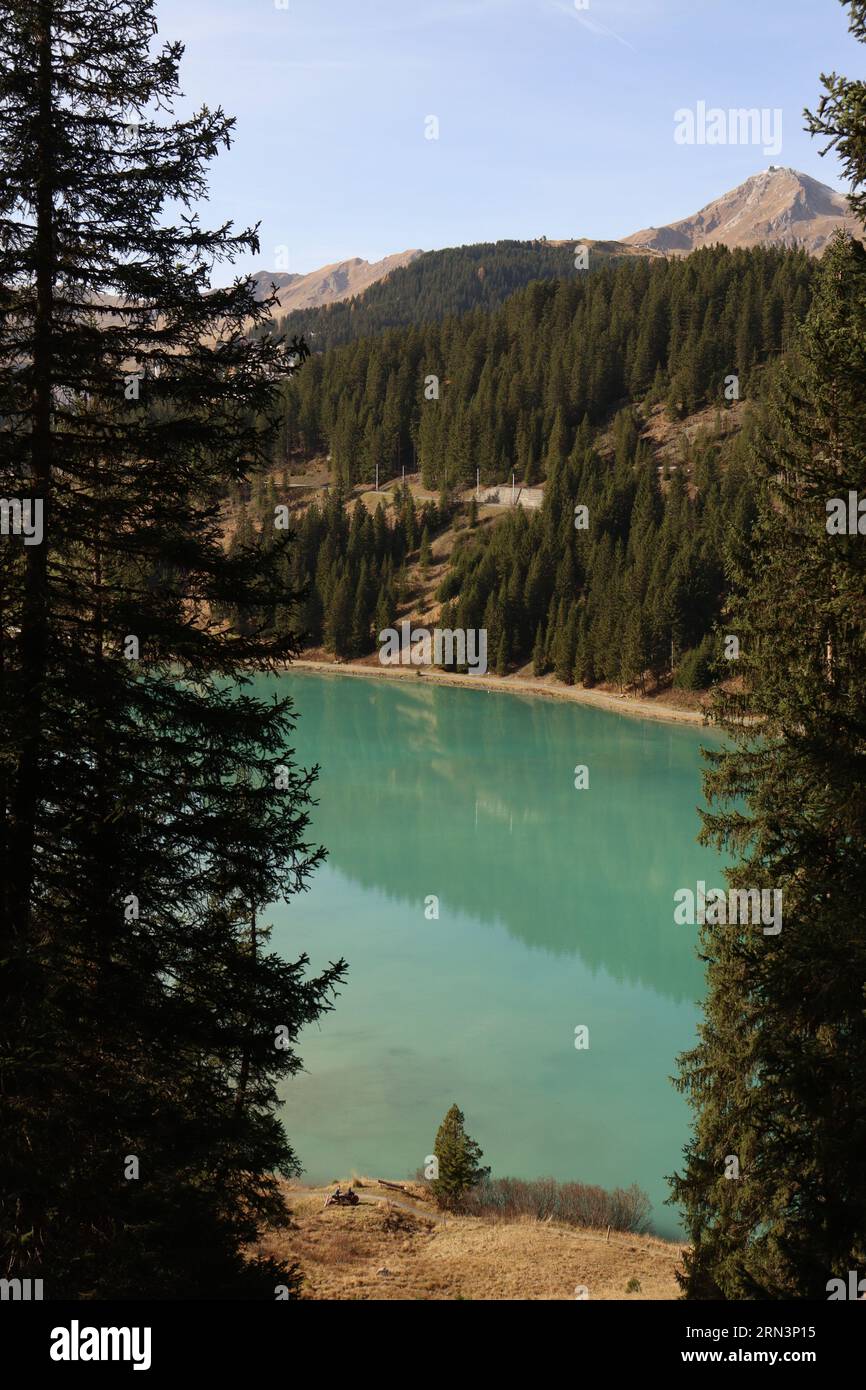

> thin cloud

[{"left": 549, "top": 0, "right": 638, "bottom": 51}]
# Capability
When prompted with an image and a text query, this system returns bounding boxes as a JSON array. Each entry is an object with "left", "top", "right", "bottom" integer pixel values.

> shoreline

[{"left": 283, "top": 657, "right": 710, "bottom": 727}]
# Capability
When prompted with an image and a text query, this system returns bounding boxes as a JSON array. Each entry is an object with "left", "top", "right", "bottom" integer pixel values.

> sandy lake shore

[{"left": 282, "top": 657, "right": 710, "bottom": 727}]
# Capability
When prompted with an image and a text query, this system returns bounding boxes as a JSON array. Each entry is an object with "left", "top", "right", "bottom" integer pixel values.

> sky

[{"left": 153, "top": 0, "right": 864, "bottom": 277}]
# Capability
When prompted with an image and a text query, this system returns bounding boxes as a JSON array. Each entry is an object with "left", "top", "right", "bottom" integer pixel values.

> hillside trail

[
  {"left": 356, "top": 1192, "right": 447, "bottom": 1225},
  {"left": 314, "top": 1179, "right": 448, "bottom": 1225}
]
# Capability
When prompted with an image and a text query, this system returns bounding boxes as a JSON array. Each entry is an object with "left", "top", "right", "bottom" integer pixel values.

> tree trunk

[{"left": 11, "top": 0, "right": 55, "bottom": 939}]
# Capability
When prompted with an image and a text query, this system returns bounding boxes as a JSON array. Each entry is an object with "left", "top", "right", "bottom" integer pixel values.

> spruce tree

[
  {"left": 430, "top": 1104, "right": 490, "bottom": 1211},
  {"left": 419, "top": 524, "right": 432, "bottom": 573},
  {"left": 350, "top": 559, "right": 372, "bottom": 656},
  {"left": 326, "top": 570, "right": 353, "bottom": 657},
  {"left": 622, "top": 603, "right": 650, "bottom": 695},
  {"left": 0, "top": 0, "right": 344, "bottom": 1297},
  {"left": 532, "top": 621, "right": 546, "bottom": 677},
  {"left": 374, "top": 587, "right": 393, "bottom": 644},
  {"left": 553, "top": 603, "right": 578, "bottom": 685},
  {"left": 671, "top": 6, "right": 866, "bottom": 1293}
]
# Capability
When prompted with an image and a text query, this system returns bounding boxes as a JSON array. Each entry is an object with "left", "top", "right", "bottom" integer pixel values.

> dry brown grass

[{"left": 253, "top": 1179, "right": 686, "bottom": 1301}]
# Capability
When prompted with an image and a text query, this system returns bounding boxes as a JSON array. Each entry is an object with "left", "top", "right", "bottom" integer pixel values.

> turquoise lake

[{"left": 255, "top": 670, "right": 724, "bottom": 1238}]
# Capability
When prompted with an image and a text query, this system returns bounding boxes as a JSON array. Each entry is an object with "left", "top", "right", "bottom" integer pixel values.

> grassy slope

[{"left": 255, "top": 1179, "right": 684, "bottom": 1301}]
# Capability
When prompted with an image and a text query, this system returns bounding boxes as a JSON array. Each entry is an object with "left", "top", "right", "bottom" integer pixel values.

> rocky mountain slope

[
  {"left": 249, "top": 250, "right": 422, "bottom": 314},
  {"left": 623, "top": 166, "right": 861, "bottom": 256}
]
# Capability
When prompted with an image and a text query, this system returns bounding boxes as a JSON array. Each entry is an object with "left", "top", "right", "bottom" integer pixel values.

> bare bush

[{"left": 458, "top": 1177, "right": 652, "bottom": 1234}]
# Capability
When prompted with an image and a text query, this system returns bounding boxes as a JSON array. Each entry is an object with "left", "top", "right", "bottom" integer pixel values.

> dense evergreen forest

[
  {"left": 434, "top": 408, "right": 759, "bottom": 689},
  {"left": 231, "top": 245, "right": 814, "bottom": 691},
  {"left": 231, "top": 407, "right": 754, "bottom": 688},
  {"left": 226, "top": 481, "right": 443, "bottom": 658},
  {"left": 271, "top": 239, "right": 618, "bottom": 352},
  {"left": 274, "top": 246, "right": 814, "bottom": 490}
]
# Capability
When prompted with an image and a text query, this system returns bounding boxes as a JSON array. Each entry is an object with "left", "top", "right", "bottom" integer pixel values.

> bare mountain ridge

[
  {"left": 249, "top": 249, "right": 422, "bottom": 315},
  {"left": 91, "top": 251, "right": 421, "bottom": 317},
  {"left": 623, "top": 167, "right": 862, "bottom": 256}
]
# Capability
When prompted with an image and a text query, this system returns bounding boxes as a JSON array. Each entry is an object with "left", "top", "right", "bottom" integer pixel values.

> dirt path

[
  {"left": 356, "top": 1193, "right": 447, "bottom": 1225},
  {"left": 318, "top": 1181, "right": 446, "bottom": 1224}
]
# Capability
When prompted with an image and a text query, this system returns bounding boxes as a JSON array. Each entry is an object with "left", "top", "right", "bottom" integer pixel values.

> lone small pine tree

[{"left": 430, "top": 1104, "right": 490, "bottom": 1210}]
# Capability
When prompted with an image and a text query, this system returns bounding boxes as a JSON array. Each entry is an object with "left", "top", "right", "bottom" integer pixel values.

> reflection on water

[{"left": 251, "top": 671, "right": 722, "bottom": 1238}]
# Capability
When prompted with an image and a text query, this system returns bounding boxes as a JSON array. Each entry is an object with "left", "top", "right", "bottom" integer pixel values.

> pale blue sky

[{"left": 154, "top": 0, "right": 863, "bottom": 276}]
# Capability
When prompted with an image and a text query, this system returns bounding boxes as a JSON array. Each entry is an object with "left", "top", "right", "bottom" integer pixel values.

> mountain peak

[{"left": 623, "top": 168, "right": 861, "bottom": 256}]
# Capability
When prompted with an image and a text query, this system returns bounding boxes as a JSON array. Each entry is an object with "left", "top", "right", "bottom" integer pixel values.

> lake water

[{"left": 253, "top": 670, "right": 723, "bottom": 1238}]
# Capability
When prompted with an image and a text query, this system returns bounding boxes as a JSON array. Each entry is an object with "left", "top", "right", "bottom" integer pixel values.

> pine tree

[
  {"left": 622, "top": 603, "right": 650, "bottom": 694},
  {"left": 350, "top": 558, "right": 372, "bottom": 655},
  {"left": 402, "top": 488, "right": 418, "bottom": 551},
  {"left": 419, "top": 524, "right": 432, "bottom": 573},
  {"left": 532, "top": 622, "right": 546, "bottom": 677},
  {"left": 671, "top": 217, "right": 866, "bottom": 1304},
  {"left": 0, "top": 0, "right": 344, "bottom": 1297},
  {"left": 553, "top": 603, "right": 578, "bottom": 684},
  {"left": 430, "top": 1104, "right": 490, "bottom": 1211},
  {"left": 373, "top": 587, "right": 393, "bottom": 645},
  {"left": 495, "top": 629, "right": 509, "bottom": 676},
  {"left": 326, "top": 570, "right": 354, "bottom": 657}
]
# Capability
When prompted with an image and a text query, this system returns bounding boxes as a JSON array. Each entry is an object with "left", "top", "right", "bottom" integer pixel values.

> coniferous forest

[
  {"left": 272, "top": 239, "right": 588, "bottom": 351},
  {"left": 229, "top": 246, "right": 812, "bottom": 691},
  {"left": 275, "top": 246, "right": 814, "bottom": 487}
]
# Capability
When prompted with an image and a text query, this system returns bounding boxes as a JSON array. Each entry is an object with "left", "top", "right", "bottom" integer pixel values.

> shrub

[{"left": 460, "top": 1176, "right": 651, "bottom": 1233}]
